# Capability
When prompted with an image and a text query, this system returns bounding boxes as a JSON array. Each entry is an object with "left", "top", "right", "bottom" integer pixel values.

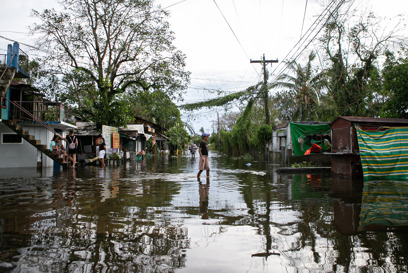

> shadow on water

[{"left": 0, "top": 152, "right": 407, "bottom": 272}]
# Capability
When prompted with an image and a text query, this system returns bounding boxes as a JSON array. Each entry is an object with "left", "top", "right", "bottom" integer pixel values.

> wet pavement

[{"left": 0, "top": 152, "right": 407, "bottom": 272}]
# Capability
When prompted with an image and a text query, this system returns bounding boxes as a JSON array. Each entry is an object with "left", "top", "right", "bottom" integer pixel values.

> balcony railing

[
  {"left": 9, "top": 101, "right": 65, "bottom": 123},
  {"left": 0, "top": 48, "right": 29, "bottom": 78}
]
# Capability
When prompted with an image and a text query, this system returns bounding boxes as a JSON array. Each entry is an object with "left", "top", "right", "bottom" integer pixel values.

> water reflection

[
  {"left": 360, "top": 179, "right": 408, "bottom": 230},
  {"left": 198, "top": 178, "right": 209, "bottom": 220},
  {"left": 0, "top": 155, "right": 407, "bottom": 272}
]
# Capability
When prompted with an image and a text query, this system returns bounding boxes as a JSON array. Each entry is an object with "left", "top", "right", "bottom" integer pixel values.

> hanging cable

[
  {"left": 269, "top": 0, "right": 347, "bottom": 83},
  {"left": 300, "top": 0, "right": 309, "bottom": 38},
  {"left": 212, "top": 0, "right": 259, "bottom": 76}
]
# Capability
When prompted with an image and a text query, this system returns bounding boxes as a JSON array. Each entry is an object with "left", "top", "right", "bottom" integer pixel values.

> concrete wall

[
  {"left": 271, "top": 124, "right": 293, "bottom": 165},
  {"left": 0, "top": 123, "right": 54, "bottom": 168}
]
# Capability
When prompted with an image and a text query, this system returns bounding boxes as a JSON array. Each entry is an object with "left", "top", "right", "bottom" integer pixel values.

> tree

[
  {"left": 321, "top": 8, "right": 400, "bottom": 117},
  {"left": 271, "top": 52, "right": 326, "bottom": 121},
  {"left": 128, "top": 89, "right": 182, "bottom": 130},
  {"left": 167, "top": 122, "right": 189, "bottom": 152},
  {"left": 382, "top": 50, "right": 408, "bottom": 118},
  {"left": 31, "top": 0, "right": 189, "bottom": 128}
]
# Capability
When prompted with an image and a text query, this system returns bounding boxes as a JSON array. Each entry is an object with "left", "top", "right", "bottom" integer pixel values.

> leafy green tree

[
  {"left": 166, "top": 122, "right": 189, "bottom": 151},
  {"left": 253, "top": 124, "right": 272, "bottom": 149},
  {"left": 128, "top": 89, "right": 182, "bottom": 130},
  {"left": 271, "top": 52, "right": 326, "bottom": 121},
  {"left": 31, "top": 0, "right": 189, "bottom": 128},
  {"left": 381, "top": 50, "right": 408, "bottom": 118},
  {"left": 321, "top": 9, "right": 398, "bottom": 117}
]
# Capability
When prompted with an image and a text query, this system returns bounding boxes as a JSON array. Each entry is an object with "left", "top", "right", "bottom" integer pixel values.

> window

[{"left": 2, "top": 133, "right": 23, "bottom": 144}]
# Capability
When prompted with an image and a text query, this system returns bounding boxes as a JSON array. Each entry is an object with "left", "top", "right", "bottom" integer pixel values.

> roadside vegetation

[
  {"left": 27, "top": 0, "right": 407, "bottom": 155},
  {"left": 181, "top": 3, "right": 408, "bottom": 156}
]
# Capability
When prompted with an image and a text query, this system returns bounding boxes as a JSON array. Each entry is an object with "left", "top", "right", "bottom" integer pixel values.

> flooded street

[{"left": 0, "top": 152, "right": 407, "bottom": 273}]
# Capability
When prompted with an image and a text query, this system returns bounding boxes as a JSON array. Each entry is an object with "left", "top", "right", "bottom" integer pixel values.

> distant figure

[
  {"left": 99, "top": 140, "right": 106, "bottom": 167},
  {"left": 190, "top": 144, "right": 197, "bottom": 158},
  {"left": 197, "top": 133, "right": 210, "bottom": 178}
]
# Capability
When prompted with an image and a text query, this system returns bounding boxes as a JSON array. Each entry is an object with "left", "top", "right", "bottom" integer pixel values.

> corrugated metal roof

[
  {"left": 332, "top": 116, "right": 408, "bottom": 125},
  {"left": 119, "top": 124, "right": 145, "bottom": 134}
]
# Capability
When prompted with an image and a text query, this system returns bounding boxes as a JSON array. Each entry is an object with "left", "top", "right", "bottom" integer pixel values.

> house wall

[
  {"left": 330, "top": 119, "right": 355, "bottom": 153},
  {"left": 0, "top": 123, "right": 54, "bottom": 168},
  {"left": 271, "top": 125, "right": 293, "bottom": 164},
  {"left": 27, "top": 126, "right": 54, "bottom": 168}
]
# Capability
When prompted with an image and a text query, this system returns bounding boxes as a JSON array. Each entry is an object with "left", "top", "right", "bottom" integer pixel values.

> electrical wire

[
  {"left": 300, "top": 0, "right": 309, "bottom": 38},
  {"left": 212, "top": 0, "right": 259, "bottom": 77},
  {"left": 0, "top": 34, "right": 42, "bottom": 51},
  {"left": 163, "top": 0, "right": 189, "bottom": 9},
  {"left": 269, "top": 0, "right": 347, "bottom": 84}
]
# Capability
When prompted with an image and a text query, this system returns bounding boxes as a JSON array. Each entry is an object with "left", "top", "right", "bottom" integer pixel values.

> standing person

[
  {"left": 197, "top": 133, "right": 210, "bottom": 178},
  {"left": 66, "top": 130, "right": 78, "bottom": 168},
  {"left": 98, "top": 140, "right": 107, "bottom": 167}
]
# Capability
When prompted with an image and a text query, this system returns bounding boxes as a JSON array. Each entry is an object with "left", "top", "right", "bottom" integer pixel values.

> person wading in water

[{"left": 197, "top": 133, "right": 210, "bottom": 179}]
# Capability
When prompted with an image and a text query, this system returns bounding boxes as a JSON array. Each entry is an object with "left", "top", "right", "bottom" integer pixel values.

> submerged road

[{"left": 0, "top": 152, "right": 407, "bottom": 272}]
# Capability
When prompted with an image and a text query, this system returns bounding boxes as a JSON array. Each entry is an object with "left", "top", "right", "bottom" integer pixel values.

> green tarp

[
  {"left": 290, "top": 123, "right": 331, "bottom": 156},
  {"left": 356, "top": 126, "right": 408, "bottom": 180}
]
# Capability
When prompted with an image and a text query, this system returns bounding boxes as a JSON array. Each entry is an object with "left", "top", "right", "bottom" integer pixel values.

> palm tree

[{"left": 271, "top": 52, "right": 325, "bottom": 121}]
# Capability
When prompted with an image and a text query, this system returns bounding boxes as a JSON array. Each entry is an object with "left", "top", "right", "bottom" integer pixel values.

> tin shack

[{"left": 330, "top": 116, "right": 408, "bottom": 178}]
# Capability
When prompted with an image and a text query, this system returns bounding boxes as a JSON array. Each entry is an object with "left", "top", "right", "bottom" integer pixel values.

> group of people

[
  {"left": 50, "top": 130, "right": 78, "bottom": 168},
  {"left": 50, "top": 131, "right": 212, "bottom": 172}
]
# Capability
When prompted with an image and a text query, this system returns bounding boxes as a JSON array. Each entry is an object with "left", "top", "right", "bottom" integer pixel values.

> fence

[{"left": 9, "top": 101, "right": 64, "bottom": 122}]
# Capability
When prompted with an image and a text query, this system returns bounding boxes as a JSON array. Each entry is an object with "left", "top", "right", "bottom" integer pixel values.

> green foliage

[
  {"left": 31, "top": 0, "right": 190, "bottom": 128},
  {"left": 233, "top": 153, "right": 253, "bottom": 162},
  {"left": 166, "top": 122, "right": 190, "bottom": 151},
  {"left": 271, "top": 52, "right": 326, "bottom": 121},
  {"left": 128, "top": 90, "right": 182, "bottom": 129},
  {"left": 322, "top": 10, "right": 391, "bottom": 118},
  {"left": 254, "top": 124, "right": 272, "bottom": 149},
  {"left": 216, "top": 100, "right": 258, "bottom": 155},
  {"left": 381, "top": 51, "right": 408, "bottom": 118},
  {"left": 180, "top": 83, "right": 262, "bottom": 111},
  {"left": 291, "top": 161, "right": 321, "bottom": 168},
  {"left": 180, "top": 90, "right": 248, "bottom": 111}
]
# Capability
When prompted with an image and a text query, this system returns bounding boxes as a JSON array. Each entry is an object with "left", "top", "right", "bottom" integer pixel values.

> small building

[
  {"left": 119, "top": 124, "right": 147, "bottom": 158},
  {"left": 127, "top": 117, "right": 169, "bottom": 155},
  {"left": 74, "top": 122, "right": 102, "bottom": 161},
  {"left": 0, "top": 43, "right": 76, "bottom": 169},
  {"left": 271, "top": 122, "right": 291, "bottom": 164},
  {"left": 271, "top": 121, "right": 331, "bottom": 166},
  {"left": 330, "top": 116, "right": 408, "bottom": 178}
]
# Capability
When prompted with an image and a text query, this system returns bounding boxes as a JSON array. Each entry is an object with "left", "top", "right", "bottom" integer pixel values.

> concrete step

[{"left": 37, "top": 144, "right": 46, "bottom": 150}]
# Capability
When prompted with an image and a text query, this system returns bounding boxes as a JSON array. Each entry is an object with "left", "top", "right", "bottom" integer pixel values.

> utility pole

[{"left": 250, "top": 54, "right": 278, "bottom": 125}]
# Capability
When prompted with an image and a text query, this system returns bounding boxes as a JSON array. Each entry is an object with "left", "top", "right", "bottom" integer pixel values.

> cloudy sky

[{"left": 0, "top": 0, "right": 406, "bottom": 133}]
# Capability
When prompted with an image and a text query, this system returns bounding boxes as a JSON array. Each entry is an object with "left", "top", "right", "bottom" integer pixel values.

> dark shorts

[{"left": 68, "top": 148, "right": 77, "bottom": 154}]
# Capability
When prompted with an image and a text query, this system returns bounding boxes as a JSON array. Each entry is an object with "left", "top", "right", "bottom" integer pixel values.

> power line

[
  {"left": 269, "top": 0, "right": 347, "bottom": 84},
  {"left": 0, "top": 34, "right": 41, "bottom": 51},
  {"left": 300, "top": 0, "right": 309, "bottom": 38},
  {"left": 212, "top": 0, "right": 259, "bottom": 77},
  {"left": 163, "top": 0, "right": 189, "bottom": 9},
  {"left": 212, "top": 0, "right": 249, "bottom": 60}
]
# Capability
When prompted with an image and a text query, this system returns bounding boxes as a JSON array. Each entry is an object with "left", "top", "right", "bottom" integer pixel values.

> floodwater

[{"left": 0, "top": 152, "right": 407, "bottom": 273}]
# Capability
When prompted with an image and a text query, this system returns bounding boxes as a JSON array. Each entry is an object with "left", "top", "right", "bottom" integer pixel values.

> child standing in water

[{"left": 197, "top": 133, "right": 210, "bottom": 178}]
